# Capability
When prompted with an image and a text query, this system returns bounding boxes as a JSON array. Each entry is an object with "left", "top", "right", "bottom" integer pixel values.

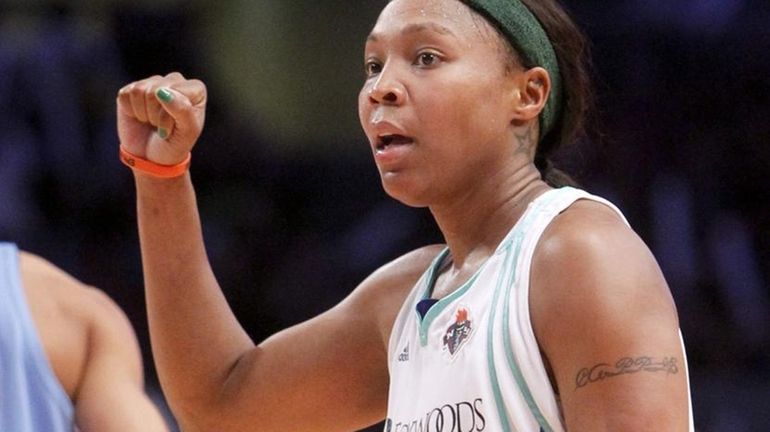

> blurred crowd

[{"left": 1, "top": 1, "right": 768, "bottom": 430}]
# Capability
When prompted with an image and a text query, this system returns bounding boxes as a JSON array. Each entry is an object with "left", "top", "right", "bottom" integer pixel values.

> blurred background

[{"left": 0, "top": 0, "right": 768, "bottom": 430}]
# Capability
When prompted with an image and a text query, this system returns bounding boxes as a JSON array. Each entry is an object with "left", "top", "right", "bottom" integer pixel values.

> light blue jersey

[{"left": 0, "top": 243, "right": 75, "bottom": 432}]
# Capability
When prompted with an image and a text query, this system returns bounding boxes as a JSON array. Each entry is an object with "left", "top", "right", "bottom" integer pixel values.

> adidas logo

[{"left": 398, "top": 343, "right": 409, "bottom": 362}]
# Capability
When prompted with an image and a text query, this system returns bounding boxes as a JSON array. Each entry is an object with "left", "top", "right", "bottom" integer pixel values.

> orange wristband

[{"left": 119, "top": 146, "right": 191, "bottom": 178}]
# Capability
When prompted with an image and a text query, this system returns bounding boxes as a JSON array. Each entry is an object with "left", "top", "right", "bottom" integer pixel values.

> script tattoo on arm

[{"left": 575, "top": 356, "right": 679, "bottom": 389}]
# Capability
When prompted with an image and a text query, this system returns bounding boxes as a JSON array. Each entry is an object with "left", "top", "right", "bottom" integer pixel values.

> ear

[{"left": 510, "top": 66, "right": 551, "bottom": 124}]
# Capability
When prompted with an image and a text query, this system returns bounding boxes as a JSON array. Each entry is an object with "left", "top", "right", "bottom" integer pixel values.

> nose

[{"left": 368, "top": 68, "right": 406, "bottom": 106}]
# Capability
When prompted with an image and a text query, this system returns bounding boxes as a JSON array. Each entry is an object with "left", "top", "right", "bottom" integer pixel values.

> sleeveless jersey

[
  {"left": 385, "top": 187, "right": 694, "bottom": 432},
  {"left": 0, "top": 243, "right": 75, "bottom": 431}
]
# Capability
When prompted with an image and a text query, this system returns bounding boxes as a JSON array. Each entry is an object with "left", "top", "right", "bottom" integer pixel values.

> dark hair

[
  {"left": 479, "top": 0, "right": 593, "bottom": 188},
  {"left": 523, "top": 0, "right": 592, "bottom": 187}
]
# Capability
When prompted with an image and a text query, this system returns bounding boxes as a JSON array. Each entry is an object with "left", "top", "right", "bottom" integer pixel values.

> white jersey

[{"left": 385, "top": 187, "right": 694, "bottom": 432}]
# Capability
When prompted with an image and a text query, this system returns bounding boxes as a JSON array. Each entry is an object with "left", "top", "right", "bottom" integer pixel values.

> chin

[{"left": 380, "top": 172, "right": 430, "bottom": 208}]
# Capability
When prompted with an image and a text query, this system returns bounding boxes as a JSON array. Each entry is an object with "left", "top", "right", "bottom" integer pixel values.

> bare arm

[
  {"left": 531, "top": 201, "right": 691, "bottom": 431},
  {"left": 135, "top": 172, "right": 393, "bottom": 431},
  {"left": 117, "top": 73, "right": 436, "bottom": 431},
  {"left": 73, "top": 289, "right": 169, "bottom": 432},
  {"left": 19, "top": 252, "right": 168, "bottom": 431}
]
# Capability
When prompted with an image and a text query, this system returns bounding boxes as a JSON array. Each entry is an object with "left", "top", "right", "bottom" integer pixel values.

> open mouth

[{"left": 376, "top": 134, "right": 414, "bottom": 151}]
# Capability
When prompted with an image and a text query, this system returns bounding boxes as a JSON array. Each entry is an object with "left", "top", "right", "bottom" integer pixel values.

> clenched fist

[{"left": 117, "top": 72, "right": 207, "bottom": 166}]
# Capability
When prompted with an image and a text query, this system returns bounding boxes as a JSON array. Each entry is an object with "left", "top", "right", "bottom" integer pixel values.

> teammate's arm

[
  {"left": 117, "top": 73, "right": 434, "bottom": 431},
  {"left": 72, "top": 288, "right": 169, "bottom": 432},
  {"left": 19, "top": 252, "right": 169, "bottom": 432},
  {"left": 530, "top": 201, "right": 691, "bottom": 431}
]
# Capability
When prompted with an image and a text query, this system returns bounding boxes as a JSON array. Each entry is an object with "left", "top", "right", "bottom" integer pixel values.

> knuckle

[
  {"left": 194, "top": 80, "right": 208, "bottom": 94},
  {"left": 139, "top": 76, "right": 163, "bottom": 91},
  {"left": 118, "top": 83, "right": 134, "bottom": 95},
  {"left": 130, "top": 83, "right": 148, "bottom": 96},
  {"left": 144, "top": 86, "right": 156, "bottom": 98}
]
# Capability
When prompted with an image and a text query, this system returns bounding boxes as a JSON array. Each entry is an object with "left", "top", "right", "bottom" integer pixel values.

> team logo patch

[{"left": 443, "top": 307, "right": 473, "bottom": 357}]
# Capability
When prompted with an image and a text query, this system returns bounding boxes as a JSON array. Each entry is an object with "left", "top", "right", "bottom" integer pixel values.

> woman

[
  {"left": 0, "top": 243, "right": 169, "bottom": 431},
  {"left": 116, "top": 0, "right": 693, "bottom": 430}
]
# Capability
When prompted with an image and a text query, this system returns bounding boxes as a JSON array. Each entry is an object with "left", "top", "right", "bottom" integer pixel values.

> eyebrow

[{"left": 367, "top": 22, "right": 458, "bottom": 43}]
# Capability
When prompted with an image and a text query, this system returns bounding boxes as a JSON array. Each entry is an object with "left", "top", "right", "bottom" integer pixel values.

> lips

[{"left": 377, "top": 133, "right": 415, "bottom": 151}]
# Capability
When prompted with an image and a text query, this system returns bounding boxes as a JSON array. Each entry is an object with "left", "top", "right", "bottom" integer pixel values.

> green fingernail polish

[
  {"left": 156, "top": 88, "right": 173, "bottom": 103},
  {"left": 158, "top": 128, "right": 168, "bottom": 139}
]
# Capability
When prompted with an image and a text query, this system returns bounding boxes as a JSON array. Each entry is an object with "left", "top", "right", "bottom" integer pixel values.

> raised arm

[
  {"left": 530, "top": 201, "right": 692, "bottom": 431},
  {"left": 116, "top": 73, "right": 433, "bottom": 431}
]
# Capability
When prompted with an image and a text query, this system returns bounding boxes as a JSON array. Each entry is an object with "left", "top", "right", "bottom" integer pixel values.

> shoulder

[
  {"left": 343, "top": 244, "right": 445, "bottom": 345},
  {"left": 361, "top": 244, "right": 445, "bottom": 295},
  {"left": 530, "top": 198, "right": 680, "bottom": 351},
  {"left": 537, "top": 197, "right": 634, "bottom": 257},
  {"left": 533, "top": 198, "right": 673, "bottom": 300},
  {"left": 20, "top": 251, "right": 131, "bottom": 328},
  {"left": 528, "top": 197, "right": 691, "bottom": 429},
  {"left": 20, "top": 251, "right": 89, "bottom": 295},
  {"left": 19, "top": 251, "right": 143, "bottom": 398}
]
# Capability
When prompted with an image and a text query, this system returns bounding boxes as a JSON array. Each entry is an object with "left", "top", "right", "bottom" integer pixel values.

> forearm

[{"left": 134, "top": 172, "right": 253, "bottom": 412}]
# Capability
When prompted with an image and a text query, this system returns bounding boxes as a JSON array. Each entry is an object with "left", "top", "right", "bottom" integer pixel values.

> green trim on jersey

[
  {"left": 503, "top": 228, "right": 555, "bottom": 432},
  {"left": 486, "top": 243, "right": 517, "bottom": 431},
  {"left": 416, "top": 247, "right": 485, "bottom": 346},
  {"left": 486, "top": 188, "right": 567, "bottom": 432}
]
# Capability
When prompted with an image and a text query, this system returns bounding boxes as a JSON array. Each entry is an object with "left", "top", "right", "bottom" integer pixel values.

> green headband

[{"left": 463, "top": 0, "right": 563, "bottom": 139}]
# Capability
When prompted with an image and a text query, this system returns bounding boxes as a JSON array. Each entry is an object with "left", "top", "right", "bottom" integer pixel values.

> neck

[{"left": 430, "top": 161, "right": 549, "bottom": 269}]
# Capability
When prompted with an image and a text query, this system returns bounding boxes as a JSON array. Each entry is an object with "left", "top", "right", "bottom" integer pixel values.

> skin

[
  {"left": 19, "top": 252, "right": 169, "bottom": 431},
  {"left": 115, "top": 0, "right": 691, "bottom": 430}
]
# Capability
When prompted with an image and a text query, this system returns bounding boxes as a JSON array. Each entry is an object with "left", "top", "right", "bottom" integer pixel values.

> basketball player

[
  {"left": 0, "top": 243, "right": 169, "bottom": 431},
  {"left": 116, "top": 0, "right": 694, "bottom": 430}
]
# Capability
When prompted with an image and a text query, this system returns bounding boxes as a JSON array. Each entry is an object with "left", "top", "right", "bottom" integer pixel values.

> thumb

[
  {"left": 155, "top": 82, "right": 206, "bottom": 123},
  {"left": 154, "top": 81, "right": 206, "bottom": 146}
]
